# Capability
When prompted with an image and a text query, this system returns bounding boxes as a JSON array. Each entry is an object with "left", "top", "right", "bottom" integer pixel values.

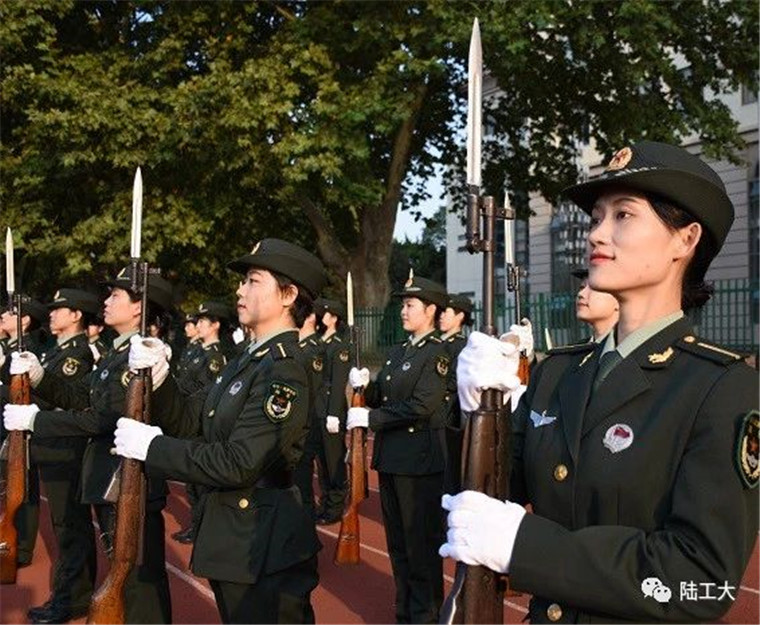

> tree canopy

[{"left": 2, "top": 0, "right": 757, "bottom": 309}]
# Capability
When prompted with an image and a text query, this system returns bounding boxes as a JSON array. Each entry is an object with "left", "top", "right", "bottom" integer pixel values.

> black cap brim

[{"left": 563, "top": 168, "right": 733, "bottom": 249}]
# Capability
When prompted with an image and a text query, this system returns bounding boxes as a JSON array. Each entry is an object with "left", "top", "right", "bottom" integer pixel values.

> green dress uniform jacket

[
  {"left": 316, "top": 332, "right": 350, "bottom": 518},
  {"left": 33, "top": 333, "right": 94, "bottom": 462},
  {"left": 144, "top": 330, "right": 321, "bottom": 588},
  {"left": 293, "top": 333, "right": 326, "bottom": 520},
  {"left": 509, "top": 317, "right": 759, "bottom": 623},
  {"left": 29, "top": 333, "right": 96, "bottom": 612},
  {"left": 364, "top": 331, "right": 450, "bottom": 623},
  {"left": 366, "top": 332, "right": 450, "bottom": 475}
]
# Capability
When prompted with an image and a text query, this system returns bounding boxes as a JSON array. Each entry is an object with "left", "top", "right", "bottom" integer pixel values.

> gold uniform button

[
  {"left": 386, "top": 375, "right": 391, "bottom": 381},
  {"left": 238, "top": 498, "right": 249, "bottom": 509},
  {"left": 407, "top": 426, "right": 414, "bottom": 433},
  {"left": 553, "top": 464, "right": 568, "bottom": 482},
  {"left": 547, "top": 603, "right": 562, "bottom": 622},
  {"left": 684, "top": 335, "right": 695, "bottom": 343},
  {"left": 208, "top": 409, "right": 215, "bottom": 418},
  {"left": 382, "top": 396, "right": 388, "bottom": 401}
]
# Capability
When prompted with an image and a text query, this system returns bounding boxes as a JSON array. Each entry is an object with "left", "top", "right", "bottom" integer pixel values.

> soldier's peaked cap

[
  {"left": 105, "top": 266, "right": 175, "bottom": 312},
  {"left": 314, "top": 298, "right": 346, "bottom": 320},
  {"left": 563, "top": 140, "right": 734, "bottom": 251},
  {"left": 17, "top": 295, "right": 48, "bottom": 324},
  {"left": 228, "top": 239, "right": 326, "bottom": 299},
  {"left": 48, "top": 288, "right": 101, "bottom": 315},
  {"left": 393, "top": 274, "right": 447, "bottom": 308},
  {"left": 446, "top": 294, "right": 473, "bottom": 314},
  {"left": 197, "top": 301, "right": 232, "bottom": 322}
]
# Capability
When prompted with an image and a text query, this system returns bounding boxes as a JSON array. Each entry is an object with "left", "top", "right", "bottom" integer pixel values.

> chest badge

[
  {"left": 100, "top": 369, "right": 110, "bottom": 380},
  {"left": 603, "top": 423, "right": 634, "bottom": 453},
  {"left": 62, "top": 357, "right": 80, "bottom": 377},
  {"left": 312, "top": 356, "right": 323, "bottom": 372},
  {"left": 402, "top": 361, "right": 411, "bottom": 371},
  {"left": 229, "top": 380, "right": 243, "bottom": 396},
  {"left": 647, "top": 347, "right": 674, "bottom": 364}
]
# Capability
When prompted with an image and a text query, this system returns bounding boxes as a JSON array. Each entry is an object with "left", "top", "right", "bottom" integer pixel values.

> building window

[
  {"left": 551, "top": 200, "right": 590, "bottom": 293},
  {"left": 742, "top": 83, "right": 758, "bottom": 106}
]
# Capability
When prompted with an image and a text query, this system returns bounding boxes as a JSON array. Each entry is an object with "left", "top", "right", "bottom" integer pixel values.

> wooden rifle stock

[
  {"left": 0, "top": 372, "right": 30, "bottom": 584},
  {"left": 518, "top": 353, "right": 530, "bottom": 386},
  {"left": 87, "top": 371, "right": 150, "bottom": 624},
  {"left": 439, "top": 388, "right": 509, "bottom": 624},
  {"left": 334, "top": 388, "right": 368, "bottom": 565}
]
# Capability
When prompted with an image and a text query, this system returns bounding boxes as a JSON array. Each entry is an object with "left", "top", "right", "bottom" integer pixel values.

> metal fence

[{"left": 354, "top": 278, "right": 758, "bottom": 362}]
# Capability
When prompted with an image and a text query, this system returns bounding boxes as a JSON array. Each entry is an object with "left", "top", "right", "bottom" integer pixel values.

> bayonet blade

[
  {"left": 5, "top": 227, "right": 14, "bottom": 295},
  {"left": 347, "top": 271, "right": 354, "bottom": 327},
  {"left": 466, "top": 18, "right": 482, "bottom": 189},
  {"left": 130, "top": 167, "right": 143, "bottom": 259}
]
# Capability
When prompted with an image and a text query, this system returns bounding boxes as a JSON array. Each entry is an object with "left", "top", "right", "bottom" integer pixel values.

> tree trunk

[{"left": 301, "top": 82, "right": 428, "bottom": 309}]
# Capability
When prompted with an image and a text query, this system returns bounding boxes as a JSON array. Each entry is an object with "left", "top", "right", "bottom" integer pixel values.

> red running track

[{"left": 1, "top": 441, "right": 758, "bottom": 624}]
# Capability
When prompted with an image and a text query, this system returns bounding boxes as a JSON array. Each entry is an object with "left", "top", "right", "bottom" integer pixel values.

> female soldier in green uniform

[
  {"left": 112, "top": 239, "right": 325, "bottom": 624},
  {"left": 441, "top": 141, "right": 759, "bottom": 623},
  {"left": 4, "top": 269, "right": 187, "bottom": 624},
  {"left": 347, "top": 274, "right": 450, "bottom": 624}
]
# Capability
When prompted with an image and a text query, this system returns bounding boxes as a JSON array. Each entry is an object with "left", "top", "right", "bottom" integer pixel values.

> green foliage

[{"left": 1, "top": 0, "right": 756, "bottom": 308}]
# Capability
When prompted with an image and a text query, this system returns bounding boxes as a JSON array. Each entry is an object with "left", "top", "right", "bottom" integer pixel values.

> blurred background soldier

[
  {"left": 24, "top": 289, "right": 99, "bottom": 624},
  {"left": 572, "top": 268, "right": 620, "bottom": 342},
  {"left": 293, "top": 307, "right": 326, "bottom": 523},
  {"left": 172, "top": 301, "right": 230, "bottom": 545},
  {"left": 85, "top": 315, "right": 109, "bottom": 364},
  {"left": 438, "top": 293, "right": 473, "bottom": 495},
  {"left": 313, "top": 298, "right": 350, "bottom": 526},
  {"left": 346, "top": 274, "right": 449, "bottom": 624}
]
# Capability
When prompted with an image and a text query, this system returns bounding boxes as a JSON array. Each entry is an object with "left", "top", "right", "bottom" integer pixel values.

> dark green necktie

[{"left": 593, "top": 350, "right": 622, "bottom": 392}]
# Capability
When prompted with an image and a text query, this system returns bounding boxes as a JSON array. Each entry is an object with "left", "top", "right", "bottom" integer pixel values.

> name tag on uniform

[{"left": 530, "top": 410, "right": 556, "bottom": 428}]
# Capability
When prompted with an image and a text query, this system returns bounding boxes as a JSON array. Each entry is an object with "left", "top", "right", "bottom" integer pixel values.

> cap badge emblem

[{"left": 606, "top": 147, "right": 632, "bottom": 172}]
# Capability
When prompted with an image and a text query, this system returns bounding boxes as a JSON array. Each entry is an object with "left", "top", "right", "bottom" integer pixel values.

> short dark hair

[
  {"left": 273, "top": 272, "right": 314, "bottom": 328},
  {"left": 125, "top": 291, "right": 172, "bottom": 338},
  {"left": 648, "top": 195, "right": 716, "bottom": 311}
]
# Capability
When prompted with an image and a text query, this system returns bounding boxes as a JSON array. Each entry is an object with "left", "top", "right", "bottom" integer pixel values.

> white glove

[
  {"left": 346, "top": 406, "right": 369, "bottom": 430},
  {"left": 326, "top": 415, "right": 340, "bottom": 434},
  {"left": 348, "top": 367, "right": 370, "bottom": 389},
  {"left": 128, "top": 335, "right": 170, "bottom": 389},
  {"left": 10, "top": 351, "right": 44, "bottom": 387},
  {"left": 3, "top": 403, "right": 39, "bottom": 432},
  {"left": 439, "top": 490, "right": 526, "bottom": 574},
  {"left": 232, "top": 327, "right": 245, "bottom": 345},
  {"left": 457, "top": 332, "right": 522, "bottom": 412},
  {"left": 511, "top": 384, "right": 528, "bottom": 411},
  {"left": 501, "top": 318, "right": 534, "bottom": 360},
  {"left": 113, "top": 417, "right": 163, "bottom": 461}
]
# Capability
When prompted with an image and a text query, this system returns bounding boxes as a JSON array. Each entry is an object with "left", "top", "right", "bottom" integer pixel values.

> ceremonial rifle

[
  {"left": 0, "top": 228, "right": 30, "bottom": 584},
  {"left": 88, "top": 168, "right": 152, "bottom": 624},
  {"left": 504, "top": 193, "right": 531, "bottom": 384},
  {"left": 439, "top": 19, "right": 510, "bottom": 624},
  {"left": 335, "top": 271, "right": 369, "bottom": 565}
]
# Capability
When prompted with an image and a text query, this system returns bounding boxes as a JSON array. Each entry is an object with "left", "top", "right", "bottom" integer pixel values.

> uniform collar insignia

[
  {"left": 579, "top": 352, "right": 594, "bottom": 367},
  {"left": 647, "top": 346, "right": 674, "bottom": 364},
  {"left": 253, "top": 347, "right": 269, "bottom": 359}
]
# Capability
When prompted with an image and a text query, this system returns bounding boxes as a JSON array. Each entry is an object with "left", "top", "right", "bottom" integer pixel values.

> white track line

[
  {"left": 40, "top": 495, "right": 215, "bottom": 603},
  {"left": 317, "top": 527, "right": 527, "bottom": 613}
]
